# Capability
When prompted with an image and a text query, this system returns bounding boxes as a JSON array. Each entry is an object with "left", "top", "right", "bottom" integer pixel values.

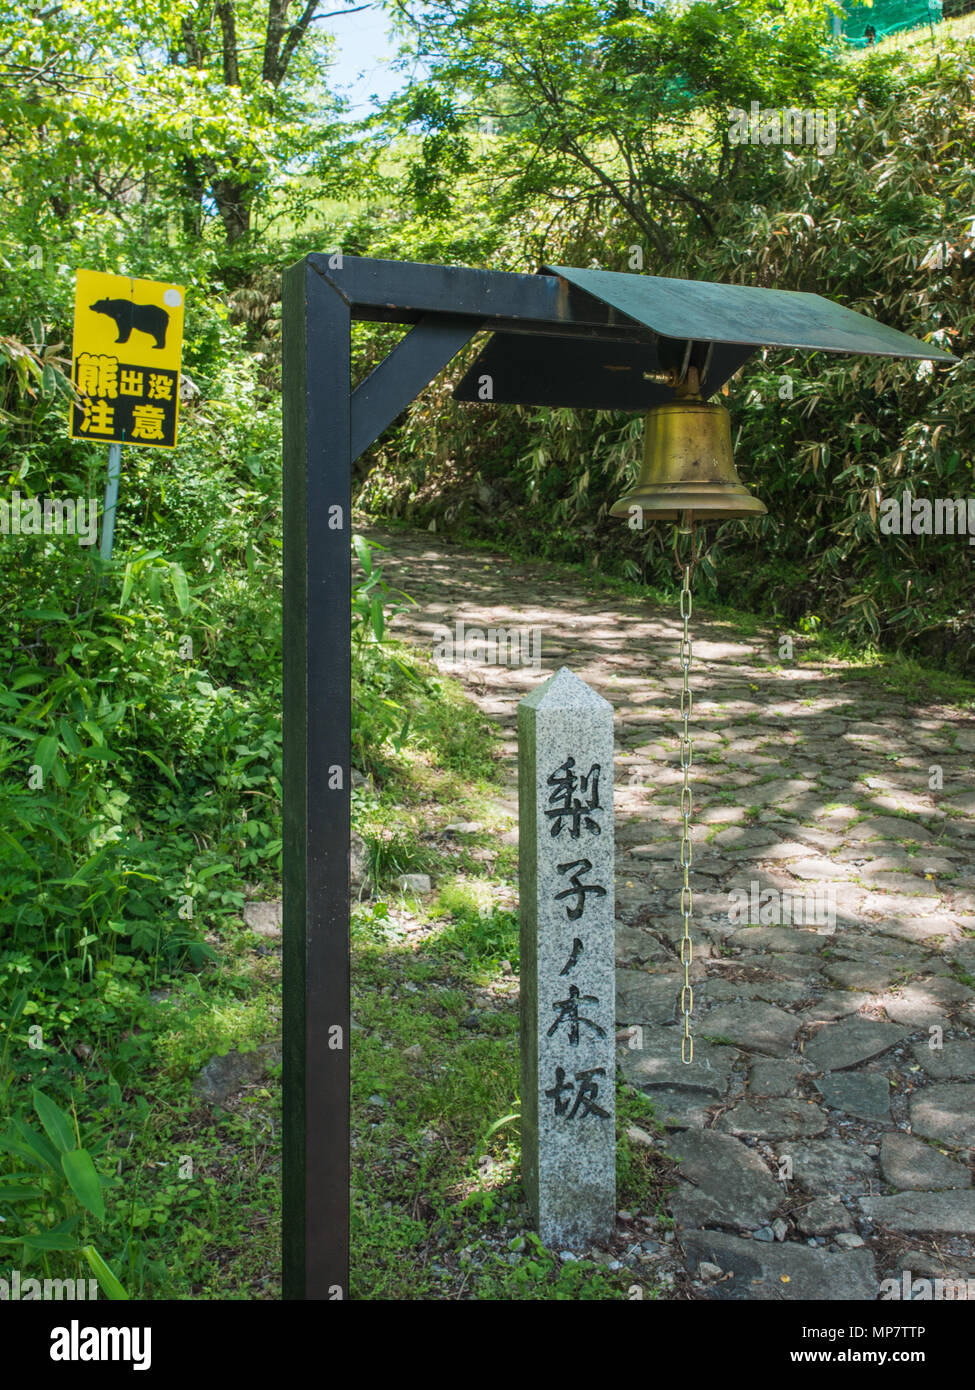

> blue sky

[{"left": 322, "top": 2, "right": 426, "bottom": 118}]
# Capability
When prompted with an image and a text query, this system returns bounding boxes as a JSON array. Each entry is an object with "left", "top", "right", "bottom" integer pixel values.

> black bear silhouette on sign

[{"left": 89, "top": 298, "right": 169, "bottom": 350}]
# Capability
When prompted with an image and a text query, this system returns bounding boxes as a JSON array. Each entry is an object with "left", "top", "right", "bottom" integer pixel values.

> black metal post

[{"left": 282, "top": 259, "right": 352, "bottom": 1300}]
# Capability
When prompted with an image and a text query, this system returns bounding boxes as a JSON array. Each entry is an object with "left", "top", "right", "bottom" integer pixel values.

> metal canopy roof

[
  {"left": 452, "top": 262, "right": 958, "bottom": 411},
  {"left": 543, "top": 264, "right": 959, "bottom": 362}
]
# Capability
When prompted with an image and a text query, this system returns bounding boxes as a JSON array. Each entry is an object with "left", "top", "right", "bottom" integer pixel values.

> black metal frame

[
  {"left": 281, "top": 254, "right": 702, "bottom": 1302},
  {"left": 281, "top": 253, "right": 956, "bottom": 1300}
]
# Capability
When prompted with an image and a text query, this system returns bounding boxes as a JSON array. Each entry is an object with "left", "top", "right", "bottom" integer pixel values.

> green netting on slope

[{"left": 841, "top": 0, "right": 943, "bottom": 45}]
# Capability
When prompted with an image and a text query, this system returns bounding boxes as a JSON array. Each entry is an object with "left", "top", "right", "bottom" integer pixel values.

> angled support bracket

[{"left": 351, "top": 314, "right": 482, "bottom": 461}]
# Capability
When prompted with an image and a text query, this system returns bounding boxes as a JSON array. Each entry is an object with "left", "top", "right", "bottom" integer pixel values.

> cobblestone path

[{"left": 368, "top": 521, "right": 975, "bottom": 1300}]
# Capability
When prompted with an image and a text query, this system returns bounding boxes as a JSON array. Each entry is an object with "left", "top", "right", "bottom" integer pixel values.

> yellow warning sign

[{"left": 70, "top": 270, "right": 185, "bottom": 448}]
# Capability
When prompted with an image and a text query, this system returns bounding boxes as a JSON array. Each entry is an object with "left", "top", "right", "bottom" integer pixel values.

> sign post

[{"left": 99, "top": 441, "right": 123, "bottom": 562}]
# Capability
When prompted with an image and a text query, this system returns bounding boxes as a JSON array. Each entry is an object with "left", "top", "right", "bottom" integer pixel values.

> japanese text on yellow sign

[{"left": 70, "top": 270, "right": 185, "bottom": 448}]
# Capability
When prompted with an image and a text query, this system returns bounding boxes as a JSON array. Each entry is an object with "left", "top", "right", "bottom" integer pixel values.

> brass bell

[{"left": 611, "top": 370, "right": 766, "bottom": 523}]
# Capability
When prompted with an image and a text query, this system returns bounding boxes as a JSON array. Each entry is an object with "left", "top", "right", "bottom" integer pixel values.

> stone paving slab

[
  {"left": 727, "top": 927, "right": 824, "bottom": 953},
  {"left": 875, "top": 915, "right": 963, "bottom": 945},
  {"left": 681, "top": 1230, "right": 878, "bottom": 1300},
  {"left": 804, "top": 1017, "right": 909, "bottom": 1071},
  {"left": 642, "top": 1086, "right": 716, "bottom": 1129},
  {"left": 614, "top": 924, "right": 674, "bottom": 967},
  {"left": 910, "top": 1084, "right": 975, "bottom": 1149},
  {"left": 887, "top": 1249, "right": 975, "bottom": 1285},
  {"left": 859, "top": 1191, "right": 975, "bottom": 1235},
  {"left": 615, "top": 969, "right": 682, "bottom": 1026},
  {"left": 748, "top": 1060, "right": 812, "bottom": 1096},
  {"left": 882, "top": 977, "right": 973, "bottom": 1027},
  {"left": 788, "top": 1139, "right": 879, "bottom": 1195},
  {"left": 797, "top": 1197, "right": 849, "bottom": 1235},
  {"left": 666, "top": 1130, "right": 783, "bottom": 1231},
  {"left": 823, "top": 959, "right": 906, "bottom": 991},
  {"left": 618, "top": 1036, "right": 736, "bottom": 1097},
  {"left": 806, "top": 991, "right": 876, "bottom": 1021},
  {"left": 815, "top": 1073, "right": 892, "bottom": 1123},
  {"left": 717, "top": 1098, "right": 829, "bottom": 1140},
  {"left": 910, "top": 1039, "right": 975, "bottom": 1079},
  {"left": 880, "top": 1134, "right": 972, "bottom": 1190},
  {"left": 697, "top": 1002, "right": 802, "bottom": 1056}
]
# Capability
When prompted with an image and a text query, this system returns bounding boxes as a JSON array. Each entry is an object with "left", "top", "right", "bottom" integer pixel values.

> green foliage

[
  {"left": 365, "top": 33, "right": 975, "bottom": 674},
  {"left": 0, "top": 0, "right": 357, "bottom": 255},
  {"left": 2, "top": 0, "right": 974, "bottom": 1303},
  {"left": 429, "top": 881, "right": 521, "bottom": 970},
  {"left": 384, "top": 0, "right": 847, "bottom": 262},
  {"left": 351, "top": 534, "right": 427, "bottom": 771},
  {"left": 0, "top": 1085, "right": 127, "bottom": 1297}
]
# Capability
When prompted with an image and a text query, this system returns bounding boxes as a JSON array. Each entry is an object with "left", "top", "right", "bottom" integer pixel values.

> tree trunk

[
  {"left": 180, "top": 157, "right": 206, "bottom": 238},
  {"left": 211, "top": 178, "right": 251, "bottom": 244}
]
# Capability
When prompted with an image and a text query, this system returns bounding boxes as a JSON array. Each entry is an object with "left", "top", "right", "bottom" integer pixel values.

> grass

[
  {"left": 344, "top": 640, "right": 675, "bottom": 1299},
  {"left": 2, "top": 928, "right": 282, "bottom": 1299},
  {"left": 346, "top": 981, "right": 653, "bottom": 1300},
  {"left": 871, "top": 8, "right": 975, "bottom": 54},
  {"left": 1, "top": 623, "right": 676, "bottom": 1300}
]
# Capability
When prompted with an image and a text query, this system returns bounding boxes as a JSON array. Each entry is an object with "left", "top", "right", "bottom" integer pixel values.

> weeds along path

[{"left": 364, "top": 520, "right": 975, "bottom": 1299}]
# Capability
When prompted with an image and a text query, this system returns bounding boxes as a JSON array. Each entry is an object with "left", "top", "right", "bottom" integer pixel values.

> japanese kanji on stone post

[{"left": 519, "top": 666, "right": 616, "bottom": 1248}]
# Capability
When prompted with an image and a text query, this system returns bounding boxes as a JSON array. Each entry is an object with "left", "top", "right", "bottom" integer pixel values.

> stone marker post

[{"left": 519, "top": 666, "right": 616, "bottom": 1248}]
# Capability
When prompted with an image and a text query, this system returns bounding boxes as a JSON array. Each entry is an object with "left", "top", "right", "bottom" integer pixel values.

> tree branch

[
  {"left": 216, "top": 1, "right": 240, "bottom": 86},
  {"left": 268, "top": 1, "right": 371, "bottom": 87},
  {"left": 262, "top": 0, "right": 290, "bottom": 83}
]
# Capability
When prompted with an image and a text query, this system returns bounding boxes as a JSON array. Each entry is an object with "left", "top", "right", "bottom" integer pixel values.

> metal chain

[{"left": 676, "top": 522, "right": 697, "bottom": 1064}]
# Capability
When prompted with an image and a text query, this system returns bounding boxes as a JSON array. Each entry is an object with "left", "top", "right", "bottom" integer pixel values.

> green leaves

[
  {"left": 387, "top": 0, "right": 845, "bottom": 257},
  {"left": 33, "top": 1088, "right": 76, "bottom": 1155},
  {"left": 58, "top": 717, "right": 83, "bottom": 756},
  {"left": 82, "top": 1245, "right": 129, "bottom": 1300},
  {"left": 0, "top": 1181, "right": 42, "bottom": 1201},
  {"left": 0, "top": 1094, "right": 114, "bottom": 1271},
  {"left": 353, "top": 533, "right": 374, "bottom": 575},
  {"left": 119, "top": 552, "right": 194, "bottom": 617},
  {"left": 170, "top": 563, "right": 191, "bottom": 616},
  {"left": 18, "top": 1231, "right": 83, "bottom": 1252},
  {"left": 118, "top": 550, "right": 165, "bottom": 611},
  {"left": 32, "top": 734, "right": 58, "bottom": 776},
  {"left": 0, "top": 1126, "right": 57, "bottom": 1173},
  {"left": 61, "top": 1149, "right": 106, "bottom": 1223},
  {"left": 32, "top": 1090, "right": 107, "bottom": 1223},
  {"left": 352, "top": 534, "right": 412, "bottom": 649}
]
